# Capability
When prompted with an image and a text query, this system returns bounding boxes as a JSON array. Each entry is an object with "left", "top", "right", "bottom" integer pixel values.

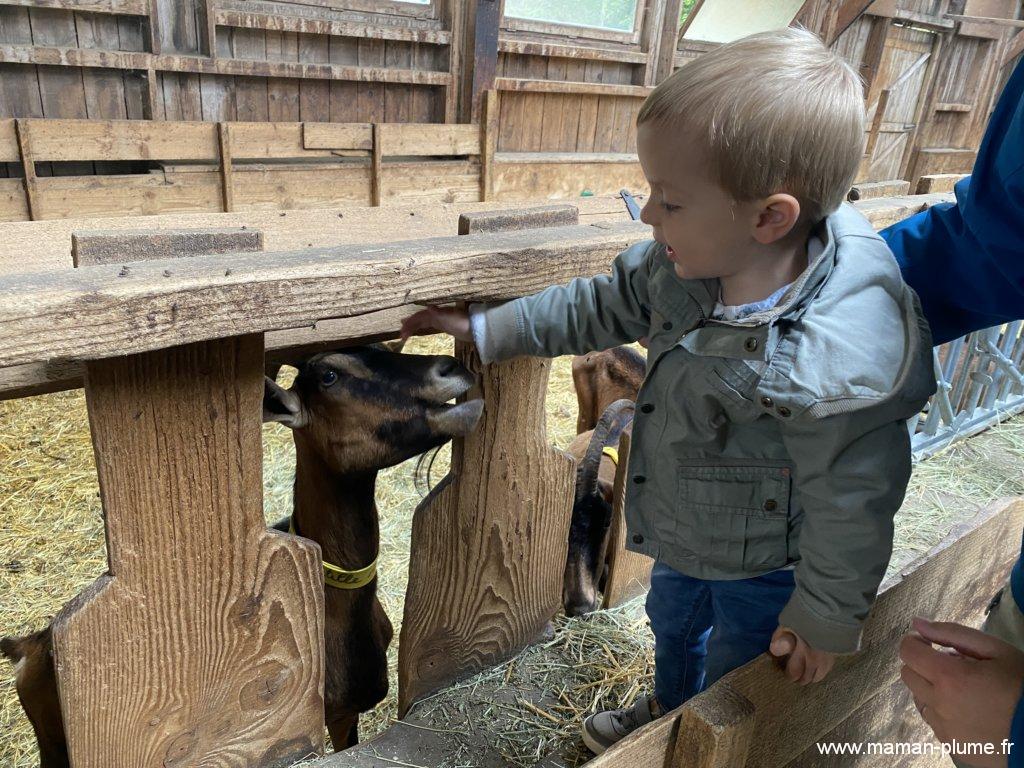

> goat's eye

[{"left": 320, "top": 369, "right": 338, "bottom": 387}]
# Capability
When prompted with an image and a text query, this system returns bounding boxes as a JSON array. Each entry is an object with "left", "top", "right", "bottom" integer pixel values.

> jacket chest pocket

[{"left": 677, "top": 463, "right": 792, "bottom": 573}]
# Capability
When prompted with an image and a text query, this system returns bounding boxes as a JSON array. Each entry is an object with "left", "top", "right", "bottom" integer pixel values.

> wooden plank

[
  {"left": 671, "top": 499, "right": 1024, "bottom": 768},
  {"left": 1004, "top": 29, "right": 1024, "bottom": 67},
  {"left": 0, "top": 220, "right": 649, "bottom": 367},
  {"left": 397, "top": 342, "right": 574, "bottom": 715},
  {"left": 671, "top": 684, "right": 755, "bottom": 768},
  {"left": 0, "top": 176, "right": 28, "bottom": 222},
  {"left": 498, "top": 37, "right": 649, "bottom": 64},
  {"left": 214, "top": 7, "right": 452, "bottom": 44},
  {"left": 297, "top": 31, "right": 329, "bottom": 122},
  {"left": 0, "top": 0, "right": 147, "bottom": 12},
  {"left": 457, "top": 203, "right": 578, "bottom": 234},
  {"left": 832, "top": 0, "right": 878, "bottom": 44},
  {"left": 495, "top": 76, "right": 653, "bottom": 98},
  {"left": 377, "top": 123, "right": 479, "bottom": 156},
  {"left": 601, "top": 432, "right": 654, "bottom": 609},
  {"left": 75, "top": 12, "right": 129, "bottom": 121},
  {"left": 370, "top": 122, "right": 382, "bottom": 206},
  {"left": 21, "top": 118, "right": 219, "bottom": 161},
  {"left": 915, "top": 172, "right": 969, "bottom": 193},
  {"left": 849, "top": 179, "right": 911, "bottom": 199},
  {"left": 480, "top": 89, "right": 497, "bottom": 200},
  {"left": 655, "top": 0, "right": 685, "bottom": 83},
  {"left": 31, "top": 171, "right": 224, "bottom": 220},
  {"left": 470, "top": 0, "right": 500, "bottom": 121},
  {"left": 493, "top": 156, "right": 648, "bottom": 201},
  {"left": 230, "top": 121, "right": 333, "bottom": 159},
  {"left": 948, "top": 13, "right": 1024, "bottom": 28},
  {"left": 911, "top": 147, "right": 978, "bottom": 178},
  {"left": 0, "top": 44, "right": 454, "bottom": 85},
  {"left": 382, "top": 159, "right": 480, "bottom": 204},
  {"left": 53, "top": 335, "right": 324, "bottom": 766},
  {"left": 441, "top": 0, "right": 462, "bottom": 124},
  {"left": 72, "top": 226, "right": 263, "bottom": 266},
  {"left": 218, "top": 122, "right": 234, "bottom": 212}
]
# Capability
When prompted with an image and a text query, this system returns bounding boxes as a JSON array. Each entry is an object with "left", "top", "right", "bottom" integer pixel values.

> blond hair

[{"left": 637, "top": 27, "right": 865, "bottom": 223}]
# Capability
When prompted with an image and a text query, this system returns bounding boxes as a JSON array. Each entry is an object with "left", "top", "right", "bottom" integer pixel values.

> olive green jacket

[{"left": 473, "top": 204, "right": 935, "bottom": 653}]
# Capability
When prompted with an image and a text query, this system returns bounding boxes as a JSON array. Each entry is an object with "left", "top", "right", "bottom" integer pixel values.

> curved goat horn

[{"left": 575, "top": 398, "right": 635, "bottom": 503}]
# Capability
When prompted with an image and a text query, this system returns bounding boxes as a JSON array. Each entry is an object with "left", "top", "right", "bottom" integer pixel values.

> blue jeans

[{"left": 645, "top": 561, "right": 796, "bottom": 711}]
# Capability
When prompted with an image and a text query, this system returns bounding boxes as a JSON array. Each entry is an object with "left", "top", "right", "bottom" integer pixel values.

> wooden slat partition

[
  {"left": 377, "top": 123, "right": 480, "bottom": 156},
  {"left": 21, "top": 118, "right": 219, "bottom": 161},
  {"left": 601, "top": 432, "right": 654, "bottom": 609},
  {"left": 590, "top": 498, "right": 1024, "bottom": 768}
]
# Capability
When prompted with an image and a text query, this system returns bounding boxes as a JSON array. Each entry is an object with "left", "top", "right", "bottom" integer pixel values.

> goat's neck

[{"left": 291, "top": 437, "right": 380, "bottom": 575}]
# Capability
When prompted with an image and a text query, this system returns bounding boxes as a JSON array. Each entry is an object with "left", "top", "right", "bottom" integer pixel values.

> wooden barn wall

[{"left": 0, "top": 0, "right": 1021, "bottom": 196}]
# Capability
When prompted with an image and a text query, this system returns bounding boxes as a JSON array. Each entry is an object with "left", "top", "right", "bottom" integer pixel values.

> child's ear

[{"left": 752, "top": 194, "right": 801, "bottom": 245}]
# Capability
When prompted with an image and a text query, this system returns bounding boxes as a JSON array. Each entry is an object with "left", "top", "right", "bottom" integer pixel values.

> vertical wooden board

[
  {"left": 594, "top": 65, "right": 618, "bottom": 152},
  {"left": 150, "top": 72, "right": 167, "bottom": 120},
  {"left": 29, "top": 8, "right": 89, "bottom": 122},
  {"left": 540, "top": 57, "right": 568, "bottom": 153},
  {"left": 0, "top": 8, "right": 44, "bottom": 120},
  {"left": 53, "top": 335, "right": 325, "bottom": 768},
  {"left": 601, "top": 432, "right": 654, "bottom": 609},
  {"left": 576, "top": 60, "right": 603, "bottom": 152},
  {"left": 161, "top": 72, "right": 202, "bottom": 121},
  {"left": 75, "top": 12, "right": 128, "bottom": 120},
  {"left": 409, "top": 41, "right": 434, "bottom": 123},
  {"left": 200, "top": 73, "right": 236, "bottom": 121},
  {"left": 397, "top": 348, "right": 575, "bottom": 715},
  {"left": 118, "top": 16, "right": 149, "bottom": 119},
  {"left": 232, "top": 27, "right": 269, "bottom": 122},
  {"left": 497, "top": 54, "right": 526, "bottom": 152},
  {"left": 155, "top": 0, "right": 199, "bottom": 53},
  {"left": 357, "top": 37, "right": 386, "bottom": 124},
  {"left": 328, "top": 35, "right": 359, "bottom": 123},
  {"left": 560, "top": 59, "right": 586, "bottom": 153},
  {"left": 523, "top": 54, "right": 548, "bottom": 152},
  {"left": 385, "top": 39, "right": 413, "bottom": 123},
  {"left": 267, "top": 31, "right": 300, "bottom": 122},
  {"left": 298, "top": 32, "right": 330, "bottom": 122}
]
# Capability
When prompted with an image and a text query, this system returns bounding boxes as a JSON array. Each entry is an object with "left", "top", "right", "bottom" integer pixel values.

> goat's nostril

[{"left": 436, "top": 358, "right": 459, "bottom": 377}]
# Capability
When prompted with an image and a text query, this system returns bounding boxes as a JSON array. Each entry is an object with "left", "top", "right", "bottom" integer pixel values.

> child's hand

[
  {"left": 769, "top": 625, "right": 836, "bottom": 684},
  {"left": 400, "top": 305, "right": 472, "bottom": 342}
]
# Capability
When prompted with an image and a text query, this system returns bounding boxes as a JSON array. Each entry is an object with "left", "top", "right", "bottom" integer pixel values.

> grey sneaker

[{"left": 581, "top": 694, "right": 660, "bottom": 754}]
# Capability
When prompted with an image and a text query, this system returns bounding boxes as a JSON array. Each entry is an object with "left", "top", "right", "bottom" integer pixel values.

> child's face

[{"left": 636, "top": 123, "right": 773, "bottom": 282}]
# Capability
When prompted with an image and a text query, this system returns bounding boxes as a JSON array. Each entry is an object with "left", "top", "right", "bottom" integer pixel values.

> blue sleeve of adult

[{"left": 880, "top": 60, "right": 1024, "bottom": 346}]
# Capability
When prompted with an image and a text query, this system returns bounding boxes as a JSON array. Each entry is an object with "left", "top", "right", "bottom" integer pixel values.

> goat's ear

[{"left": 263, "top": 376, "right": 308, "bottom": 429}]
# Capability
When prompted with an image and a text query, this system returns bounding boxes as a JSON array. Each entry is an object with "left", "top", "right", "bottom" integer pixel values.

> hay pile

[{"left": 3, "top": 334, "right": 1024, "bottom": 768}]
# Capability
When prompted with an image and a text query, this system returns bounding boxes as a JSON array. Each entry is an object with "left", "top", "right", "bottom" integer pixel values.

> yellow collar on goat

[
  {"left": 288, "top": 517, "right": 378, "bottom": 590},
  {"left": 602, "top": 446, "right": 619, "bottom": 466}
]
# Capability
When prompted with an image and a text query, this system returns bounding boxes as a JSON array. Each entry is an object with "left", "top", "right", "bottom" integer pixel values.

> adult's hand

[{"left": 900, "top": 617, "right": 1024, "bottom": 768}]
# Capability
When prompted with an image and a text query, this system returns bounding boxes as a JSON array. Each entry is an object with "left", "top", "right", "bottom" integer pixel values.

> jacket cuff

[
  {"left": 778, "top": 590, "right": 863, "bottom": 654},
  {"left": 472, "top": 300, "right": 525, "bottom": 364}
]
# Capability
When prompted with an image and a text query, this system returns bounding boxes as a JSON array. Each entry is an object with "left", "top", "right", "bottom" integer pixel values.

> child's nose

[{"left": 639, "top": 198, "right": 658, "bottom": 226}]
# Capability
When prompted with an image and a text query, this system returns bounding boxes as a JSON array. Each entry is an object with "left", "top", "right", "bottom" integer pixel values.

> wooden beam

[
  {"left": 72, "top": 227, "right": 263, "bottom": 267},
  {"left": 301, "top": 122, "right": 374, "bottom": 151},
  {"left": 214, "top": 7, "right": 452, "bottom": 44},
  {"left": 54, "top": 334, "right": 324, "bottom": 765},
  {"left": 0, "top": 0, "right": 147, "bottom": 14},
  {"left": 947, "top": 13, "right": 1024, "bottom": 27},
  {"left": 377, "top": 123, "right": 480, "bottom": 156},
  {"left": 470, "top": 0, "right": 501, "bottom": 123},
  {"left": 832, "top": 0, "right": 879, "bottom": 44},
  {"left": 0, "top": 44, "right": 453, "bottom": 85},
  {"left": 457, "top": 203, "right": 579, "bottom": 234},
  {"left": 655, "top": 0, "right": 685, "bottom": 82},
  {"left": 199, "top": 0, "right": 217, "bottom": 58},
  {"left": 671, "top": 684, "right": 755, "bottom": 768},
  {"left": 1004, "top": 29, "right": 1024, "bottom": 67},
  {"left": 0, "top": 221, "right": 649, "bottom": 368},
  {"left": 13, "top": 119, "right": 37, "bottom": 221},
  {"left": 17, "top": 118, "right": 219, "bottom": 162},
  {"left": 480, "top": 89, "right": 498, "bottom": 201},
  {"left": 442, "top": 0, "right": 464, "bottom": 124},
  {"left": 494, "top": 77, "right": 654, "bottom": 98},
  {"left": 218, "top": 123, "right": 235, "bottom": 213},
  {"left": 497, "top": 37, "right": 649, "bottom": 64}
]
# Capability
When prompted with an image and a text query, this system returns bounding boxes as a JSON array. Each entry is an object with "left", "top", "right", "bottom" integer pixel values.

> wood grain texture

[
  {"left": 671, "top": 684, "right": 755, "bottom": 768},
  {"left": 397, "top": 344, "right": 575, "bottom": 715},
  {"left": 72, "top": 226, "right": 263, "bottom": 266},
  {"left": 0, "top": 220, "right": 649, "bottom": 367},
  {"left": 670, "top": 498, "right": 1024, "bottom": 768},
  {"left": 456, "top": 202, "right": 578, "bottom": 234},
  {"left": 601, "top": 432, "right": 653, "bottom": 609},
  {"left": 52, "top": 334, "right": 325, "bottom": 767}
]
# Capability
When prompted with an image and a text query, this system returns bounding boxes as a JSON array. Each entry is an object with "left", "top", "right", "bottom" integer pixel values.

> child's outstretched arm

[{"left": 402, "top": 239, "right": 660, "bottom": 364}]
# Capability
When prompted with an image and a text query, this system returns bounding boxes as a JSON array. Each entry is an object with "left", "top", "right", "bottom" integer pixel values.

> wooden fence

[
  {"left": 2, "top": 191, "right": 995, "bottom": 767},
  {"left": 0, "top": 0, "right": 1022, "bottom": 205}
]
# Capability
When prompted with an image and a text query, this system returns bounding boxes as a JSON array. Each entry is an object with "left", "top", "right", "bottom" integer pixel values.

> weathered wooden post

[
  {"left": 397, "top": 206, "right": 581, "bottom": 714},
  {"left": 50, "top": 232, "right": 326, "bottom": 767}
]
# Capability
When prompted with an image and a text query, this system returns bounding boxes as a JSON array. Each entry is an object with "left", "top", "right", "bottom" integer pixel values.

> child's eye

[{"left": 662, "top": 203, "right": 681, "bottom": 212}]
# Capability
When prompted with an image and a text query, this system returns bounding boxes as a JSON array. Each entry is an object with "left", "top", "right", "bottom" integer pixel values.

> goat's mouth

[
  {"left": 427, "top": 369, "right": 476, "bottom": 403},
  {"left": 429, "top": 398, "right": 484, "bottom": 437}
]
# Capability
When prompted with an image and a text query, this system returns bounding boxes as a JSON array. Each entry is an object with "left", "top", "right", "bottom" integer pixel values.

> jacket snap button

[
  {"left": 662, "top": 321, "right": 673, "bottom": 331},
  {"left": 641, "top": 403, "right": 654, "bottom": 414},
  {"left": 777, "top": 406, "right": 792, "bottom": 417},
  {"left": 633, "top": 475, "right": 646, "bottom": 484},
  {"left": 744, "top": 337, "right": 759, "bottom": 352},
  {"left": 763, "top": 499, "right": 778, "bottom": 512},
  {"left": 632, "top": 534, "right": 644, "bottom": 544},
  {"left": 760, "top": 396, "right": 774, "bottom": 408}
]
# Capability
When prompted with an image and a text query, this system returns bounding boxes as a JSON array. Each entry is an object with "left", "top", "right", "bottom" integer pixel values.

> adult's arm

[{"left": 881, "top": 60, "right": 1024, "bottom": 345}]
